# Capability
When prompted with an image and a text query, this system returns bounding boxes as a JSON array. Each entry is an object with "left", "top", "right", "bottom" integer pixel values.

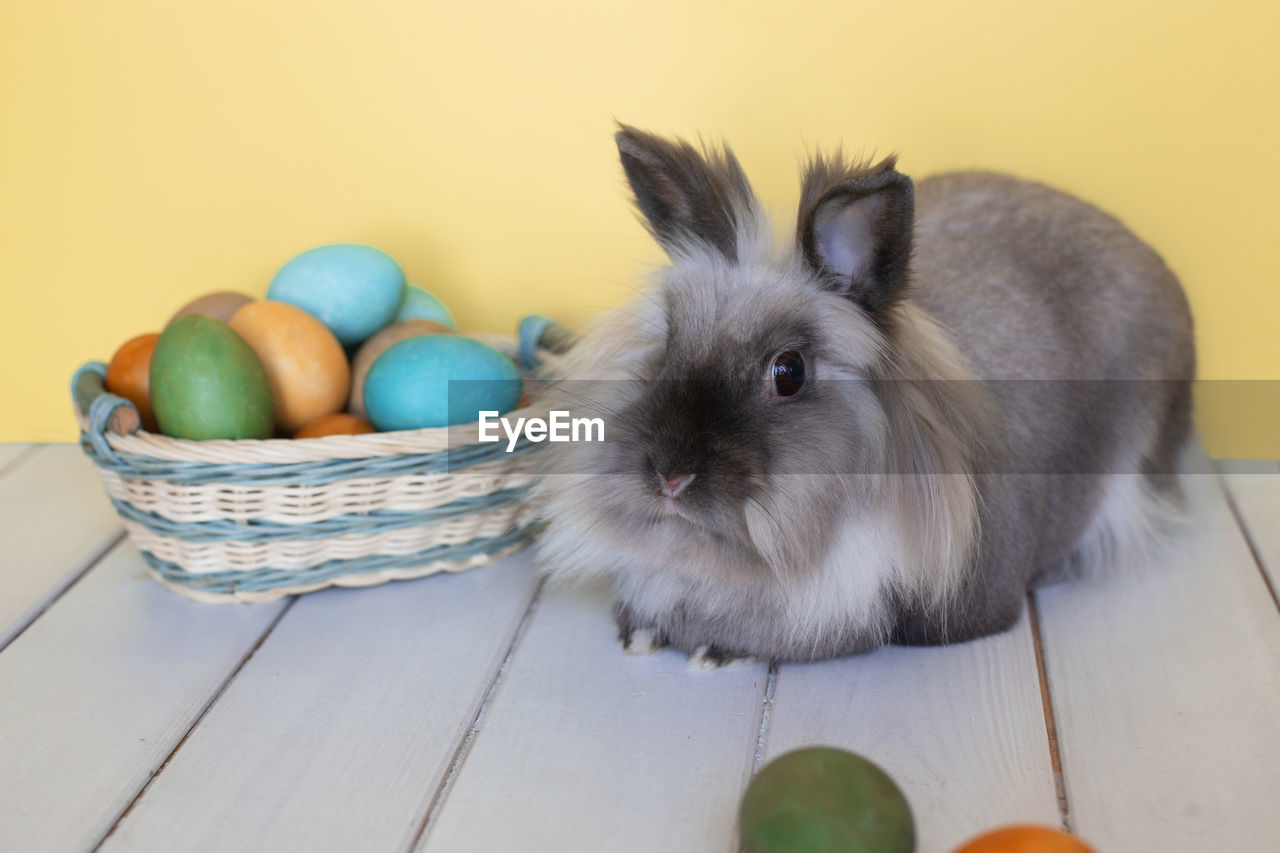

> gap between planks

[
  {"left": 0, "top": 529, "right": 126, "bottom": 657},
  {"left": 0, "top": 444, "right": 41, "bottom": 482},
  {"left": 749, "top": 663, "right": 779, "bottom": 776},
  {"left": 735, "top": 663, "right": 779, "bottom": 853},
  {"left": 404, "top": 577, "right": 548, "bottom": 853},
  {"left": 90, "top": 597, "right": 300, "bottom": 852},
  {"left": 1221, "top": 474, "right": 1280, "bottom": 618},
  {"left": 1027, "top": 593, "right": 1071, "bottom": 833}
]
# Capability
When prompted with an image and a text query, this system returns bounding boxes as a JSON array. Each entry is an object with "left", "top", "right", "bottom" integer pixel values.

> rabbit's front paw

[
  {"left": 687, "top": 644, "right": 757, "bottom": 670},
  {"left": 614, "top": 603, "right": 668, "bottom": 655}
]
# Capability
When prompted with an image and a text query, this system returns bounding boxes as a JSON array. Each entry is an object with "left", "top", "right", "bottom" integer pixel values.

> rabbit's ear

[
  {"left": 798, "top": 156, "right": 914, "bottom": 313},
  {"left": 615, "top": 124, "right": 756, "bottom": 262}
]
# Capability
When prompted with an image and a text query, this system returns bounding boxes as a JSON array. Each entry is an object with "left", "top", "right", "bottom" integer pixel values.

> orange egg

[
  {"left": 348, "top": 318, "right": 453, "bottom": 418},
  {"left": 294, "top": 413, "right": 376, "bottom": 438},
  {"left": 170, "top": 291, "right": 254, "bottom": 325},
  {"left": 105, "top": 333, "right": 161, "bottom": 431},
  {"left": 953, "top": 825, "right": 1096, "bottom": 853},
  {"left": 228, "top": 301, "right": 351, "bottom": 433}
]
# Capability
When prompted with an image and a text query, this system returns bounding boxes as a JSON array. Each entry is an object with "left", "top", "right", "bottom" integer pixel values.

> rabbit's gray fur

[{"left": 534, "top": 126, "right": 1194, "bottom": 662}]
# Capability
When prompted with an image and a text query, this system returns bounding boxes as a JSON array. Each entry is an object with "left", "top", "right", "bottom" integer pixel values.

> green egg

[
  {"left": 739, "top": 748, "right": 915, "bottom": 853},
  {"left": 150, "top": 315, "right": 274, "bottom": 440}
]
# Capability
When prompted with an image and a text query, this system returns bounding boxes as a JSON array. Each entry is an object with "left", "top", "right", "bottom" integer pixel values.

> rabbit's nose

[{"left": 658, "top": 472, "right": 696, "bottom": 498}]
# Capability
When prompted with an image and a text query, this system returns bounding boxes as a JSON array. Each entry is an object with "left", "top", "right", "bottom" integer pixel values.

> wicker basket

[{"left": 72, "top": 317, "right": 570, "bottom": 603}]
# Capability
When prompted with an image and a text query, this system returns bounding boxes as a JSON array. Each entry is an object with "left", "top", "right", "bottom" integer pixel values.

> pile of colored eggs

[
  {"left": 103, "top": 244, "right": 525, "bottom": 440},
  {"left": 740, "top": 747, "right": 1095, "bottom": 853}
]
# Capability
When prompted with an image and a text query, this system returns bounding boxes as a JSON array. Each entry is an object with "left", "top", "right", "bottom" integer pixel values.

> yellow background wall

[{"left": 2, "top": 0, "right": 1277, "bottom": 452}]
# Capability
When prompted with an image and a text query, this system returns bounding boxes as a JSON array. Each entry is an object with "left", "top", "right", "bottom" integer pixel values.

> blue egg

[
  {"left": 363, "top": 335, "right": 522, "bottom": 430},
  {"left": 267, "top": 244, "right": 406, "bottom": 346},
  {"left": 395, "top": 284, "right": 457, "bottom": 329}
]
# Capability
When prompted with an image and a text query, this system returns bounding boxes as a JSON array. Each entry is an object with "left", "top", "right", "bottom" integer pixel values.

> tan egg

[
  {"left": 169, "top": 291, "right": 254, "bottom": 325},
  {"left": 348, "top": 318, "right": 453, "bottom": 418},
  {"left": 294, "top": 413, "right": 376, "bottom": 439},
  {"left": 228, "top": 300, "right": 351, "bottom": 433}
]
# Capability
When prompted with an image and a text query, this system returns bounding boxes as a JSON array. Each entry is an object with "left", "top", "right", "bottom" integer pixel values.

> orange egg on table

[
  {"left": 348, "top": 318, "right": 453, "bottom": 418},
  {"left": 228, "top": 301, "right": 351, "bottom": 434},
  {"left": 953, "top": 825, "right": 1096, "bottom": 853},
  {"left": 105, "top": 332, "right": 161, "bottom": 431},
  {"left": 169, "top": 291, "right": 254, "bottom": 325},
  {"left": 294, "top": 413, "right": 376, "bottom": 438}
]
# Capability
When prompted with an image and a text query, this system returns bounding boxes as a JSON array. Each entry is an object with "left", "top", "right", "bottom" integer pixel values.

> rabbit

[{"left": 533, "top": 124, "right": 1195, "bottom": 664}]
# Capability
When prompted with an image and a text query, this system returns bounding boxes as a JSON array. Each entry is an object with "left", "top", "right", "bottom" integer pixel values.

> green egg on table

[
  {"left": 739, "top": 747, "right": 915, "bottom": 853},
  {"left": 149, "top": 315, "right": 274, "bottom": 440},
  {"left": 363, "top": 335, "right": 522, "bottom": 431},
  {"left": 394, "top": 284, "right": 457, "bottom": 330},
  {"left": 267, "top": 244, "right": 406, "bottom": 347}
]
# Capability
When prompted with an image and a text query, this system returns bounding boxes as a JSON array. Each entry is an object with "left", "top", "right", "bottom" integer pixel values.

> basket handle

[
  {"left": 517, "top": 315, "right": 576, "bottom": 370},
  {"left": 72, "top": 362, "right": 141, "bottom": 450}
]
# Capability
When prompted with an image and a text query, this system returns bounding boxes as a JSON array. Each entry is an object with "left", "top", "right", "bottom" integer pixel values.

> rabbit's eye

[{"left": 771, "top": 351, "right": 806, "bottom": 397}]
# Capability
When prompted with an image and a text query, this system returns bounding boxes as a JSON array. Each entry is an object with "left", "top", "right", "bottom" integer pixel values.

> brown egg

[
  {"left": 170, "top": 291, "right": 254, "bottom": 325},
  {"left": 348, "top": 318, "right": 453, "bottom": 417},
  {"left": 105, "top": 332, "right": 161, "bottom": 431},
  {"left": 228, "top": 301, "right": 351, "bottom": 433},
  {"left": 294, "top": 413, "right": 377, "bottom": 439}
]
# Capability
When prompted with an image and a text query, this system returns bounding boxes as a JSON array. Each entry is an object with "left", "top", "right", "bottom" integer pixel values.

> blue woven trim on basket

[
  {"left": 141, "top": 522, "right": 542, "bottom": 595},
  {"left": 110, "top": 484, "right": 531, "bottom": 542},
  {"left": 79, "top": 432, "right": 540, "bottom": 486},
  {"left": 72, "top": 360, "right": 108, "bottom": 389}
]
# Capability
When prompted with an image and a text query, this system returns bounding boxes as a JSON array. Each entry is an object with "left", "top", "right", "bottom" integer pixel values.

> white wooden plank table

[
  {"left": 1, "top": 442, "right": 1278, "bottom": 853},
  {"left": 1035, "top": 470, "right": 1280, "bottom": 851},
  {"left": 101, "top": 555, "right": 539, "bottom": 853},
  {"left": 0, "top": 537, "right": 287, "bottom": 851},
  {"left": 1222, "top": 462, "right": 1280, "bottom": 594},
  {"left": 763, "top": 614, "right": 1061, "bottom": 851},
  {"left": 419, "top": 581, "right": 768, "bottom": 853},
  {"left": 0, "top": 444, "right": 123, "bottom": 650},
  {"left": 0, "top": 442, "right": 32, "bottom": 474}
]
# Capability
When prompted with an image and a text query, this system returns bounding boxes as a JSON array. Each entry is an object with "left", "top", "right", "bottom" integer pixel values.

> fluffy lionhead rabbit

[{"left": 535, "top": 125, "right": 1194, "bottom": 663}]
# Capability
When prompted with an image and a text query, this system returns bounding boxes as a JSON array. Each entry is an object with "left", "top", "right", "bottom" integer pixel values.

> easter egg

[
  {"left": 394, "top": 284, "right": 456, "bottom": 329},
  {"left": 267, "top": 244, "right": 406, "bottom": 346},
  {"left": 294, "top": 413, "right": 376, "bottom": 439},
  {"left": 363, "top": 335, "right": 522, "bottom": 431},
  {"left": 739, "top": 748, "right": 914, "bottom": 853},
  {"left": 170, "top": 291, "right": 254, "bottom": 325},
  {"left": 105, "top": 333, "right": 161, "bottom": 431},
  {"left": 228, "top": 301, "right": 351, "bottom": 433},
  {"left": 348, "top": 318, "right": 453, "bottom": 418},
  {"left": 150, "top": 316, "right": 273, "bottom": 440},
  {"left": 952, "top": 825, "right": 1095, "bottom": 853}
]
